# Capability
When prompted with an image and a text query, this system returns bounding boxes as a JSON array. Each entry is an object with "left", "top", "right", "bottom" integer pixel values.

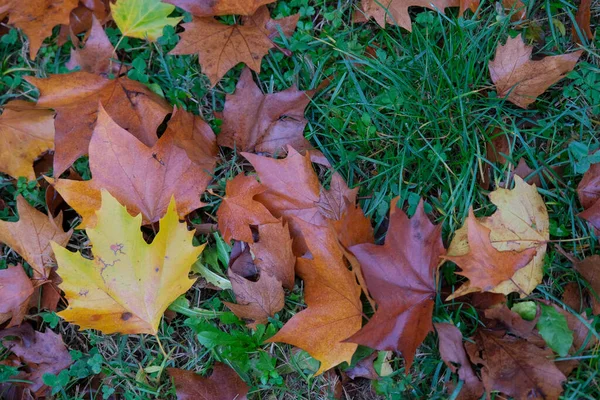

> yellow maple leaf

[
  {"left": 51, "top": 190, "right": 203, "bottom": 335},
  {"left": 112, "top": 0, "right": 182, "bottom": 41},
  {"left": 447, "top": 176, "right": 549, "bottom": 299}
]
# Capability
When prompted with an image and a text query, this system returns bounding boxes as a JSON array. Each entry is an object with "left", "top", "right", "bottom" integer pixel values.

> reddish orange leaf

[
  {"left": 65, "top": 16, "right": 118, "bottom": 75},
  {"left": 443, "top": 209, "right": 537, "bottom": 291},
  {"left": 249, "top": 221, "right": 295, "bottom": 290},
  {"left": 49, "top": 106, "right": 217, "bottom": 228},
  {"left": 216, "top": 174, "right": 278, "bottom": 243},
  {"left": 26, "top": 72, "right": 171, "bottom": 175},
  {"left": 578, "top": 163, "right": 600, "bottom": 231},
  {"left": 345, "top": 199, "right": 444, "bottom": 370},
  {"left": 573, "top": 0, "right": 593, "bottom": 44}
]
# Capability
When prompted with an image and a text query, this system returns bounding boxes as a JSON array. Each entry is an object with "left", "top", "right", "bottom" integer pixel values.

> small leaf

[
  {"left": 112, "top": 0, "right": 182, "bottom": 41},
  {"left": 511, "top": 301, "right": 537, "bottom": 321},
  {"left": 536, "top": 304, "right": 574, "bottom": 357}
]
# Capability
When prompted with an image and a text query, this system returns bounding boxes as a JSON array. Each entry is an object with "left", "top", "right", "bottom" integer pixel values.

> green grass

[{"left": 1, "top": 0, "right": 600, "bottom": 398}]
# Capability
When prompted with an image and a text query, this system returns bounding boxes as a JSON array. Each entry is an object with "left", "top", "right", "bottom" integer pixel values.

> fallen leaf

[
  {"left": 224, "top": 257, "right": 284, "bottom": 328},
  {"left": 65, "top": 16, "right": 118, "bottom": 75},
  {"left": 246, "top": 6, "right": 300, "bottom": 40},
  {"left": 358, "top": 0, "right": 459, "bottom": 31},
  {"left": 165, "top": 0, "right": 274, "bottom": 16},
  {"left": 3, "top": 0, "right": 78, "bottom": 59},
  {"left": 217, "top": 68, "right": 313, "bottom": 155},
  {"left": 318, "top": 173, "right": 359, "bottom": 222},
  {"left": 48, "top": 106, "right": 217, "bottom": 228},
  {"left": 502, "top": 0, "right": 526, "bottom": 21},
  {"left": 216, "top": 174, "right": 278, "bottom": 243},
  {"left": 345, "top": 199, "right": 443, "bottom": 370},
  {"left": 480, "top": 132, "right": 509, "bottom": 190},
  {"left": 484, "top": 304, "right": 541, "bottom": 344},
  {"left": 167, "top": 363, "right": 249, "bottom": 400},
  {"left": 170, "top": 7, "right": 294, "bottom": 86},
  {"left": 578, "top": 163, "right": 600, "bottom": 231},
  {"left": 465, "top": 329, "right": 567, "bottom": 400},
  {"left": 447, "top": 176, "right": 549, "bottom": 299},
  {"left": 434, "top": 322, "right": 484, "bottom": 400},
  {"left": 489, "top": 34, "right": 582, "bottom": 108},
  {"left": 267, "top": 222, "right": 362, "bottom": 375},
  {"left": 0, "top": 196, "right": 72, "bottom": 280},
  {"left": 167, "top": 106, "right": 219, "bottom": 166},
  {"left": 552, "top": 303, "right": 598, "bottom": 375},
  {"left": 562, "top": 282, "right": 584, "bottom": 313},
  {"left": 573, "top": 255, "right": 600, "bottom": 308},
  {"left": 345, "top": 352, "right": 379, "bottom": 380},
  {"left": 443, "top": 209, "right": 537, "bottom": 292},
  {"left": 0, "top": 264, "right": 34, "bottom": 327},
  {"left": 111, "top": 0, "right": 182, "bottom": 41},
  {"left": 57, "top": 0, "right": 111, "bottom": 46},
  {"left": 249, "top": 221, "right": 295, "bottom": 290},
  {"left": 51, "top": 190, "right": 203, "bottom": 334},
  {"left": 0, "top": 324, "right": 72, "bottom": 396},
  {"left": 0, "top": 100, "right": 55, "bottom": 181},
  {"left": 573, "top": 0, "right": 593, "bottom": 44},
  {"left": 26, "top": 72, "right": 171, "bottom": 176},
  {"left": 459, "top": 0, "right": 479, "bottom": 16}
]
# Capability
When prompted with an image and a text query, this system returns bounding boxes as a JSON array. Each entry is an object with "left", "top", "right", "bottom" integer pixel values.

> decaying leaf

[
  {"left": 249, "top": 221, "right": 295, "bottom": 290},
  {"left": 57, "top": 0, "right": 111, "bottom": 46},
  {"left": 111, "top": 0, "right": 182, "bottom": 41},
  {"left": 216, "top": 174, "right": 278, "bottom": 243},
  {"left": 165, "top": 0, "right": 274, "bottom": 16},
  {"left": 578, "top": 163, "right": 600, "bottom": 231},
  {"left": 573, "top": 0, "right": 593, "bottom": 44},
  {"left": 465, "top": 329, "right": 567, "bottom": 400},
  {"left": 267, "top": 222, "right": 362, "bottom": 375},
  {"left": 447, "top": 176, "right": 549, "bottom": 299},
  {"left": 434, "top": 322, "right": 484, "bottom": 400},
  {"left": 65, "top": 16, "right": 118, "bottom": 75},
  {"left": 489, "top": 34, "right": 582, "bottom": 108},
  {"left": 48, "top": 106, "right": 217, "bottom": 228},
  {"left": 0, "top": 100, "right": 55, "bottom": 181},
  {"left": 51, "top": 191, "right": 203, "bottom": 334},
  {"left": 0, "top": 324, "right": 73, "bottom": 396},
  {"left": 217, "top": 68, "right": 313, "bottom": 155},
  {"left": 2, "top": 0, "right": 78, "bottom": 59},
  {"left": 345, "top": 199, "right": 443, "bottom": 370},
  {"left": 0, "top": 196, "right": 72, "bottom": 280},
  {"left": 0, "top": 264, "right": 34, "bottom": 327},
  {"left": 573, "top": 255, "right": 600, "bottom": 308},
  {"left": 168, "top": 363, "right": 249, "bottom": 400},
  {"left": 26, "top": 72, "right": 171, "bottom": 176},
  {"left": 170, "top": 7, "right": 295, "bottom": 86},
  {"left": 357, "top": 0, "right": 459, "bottom": 31},
  {"left": 459, "top": 0, "right": 479, "bottom": 17},
  {"left": 442, "top": 209, "right": 537, "bottom": 292}
]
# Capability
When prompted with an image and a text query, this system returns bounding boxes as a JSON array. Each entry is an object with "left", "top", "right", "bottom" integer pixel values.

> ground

[{"left": 0, "top": 0, "right": 599, "bottom": 399}]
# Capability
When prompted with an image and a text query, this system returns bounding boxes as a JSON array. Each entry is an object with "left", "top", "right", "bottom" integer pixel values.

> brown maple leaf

[
  {"left": 459, "top": 0, "right": 479, "bottom": 16},
  {"left": 0, "top": 100, "right": 55, "bottom": 181},
  {"left": 345, "top": 199, "right": 444, "bottom": 370},
  {"left": 578, "top": 163, "right": 600, "bottom": 231},
  {"left": 0, "top": 264, "right": 34, "bottom": 327},
  {"left": 0, "top": 196, "right": 72, "bottom": 280},
  {"left": 65, "top": 16, "right": 118, "bottom": 75},
  {"left": 0, "top": 324, "right": 72, "bottom": 396},
  {"left": 26, "top": 72, "right": 171, "bottom": 176},
  {"left": 358, "top": 0, "right": 459, "bottom": 31},
  {"left": 435, "top": 322, "right": 484, "bottom": 400},
  {"left": 3, "top": 0, "right": 78, "bottom": 59},
  {"left": 57, "top": 0, "right": 111, "bottom": 46},
  {"left": 443, "top": 208, "right": 537, "bottom": 292},
  {"left": 165, "top": 0, "right": 275, "bottom": 16},
  {"left": 170, "top": 7, "right": 296, "bottom": 87},
  {"left": 573, "top": 255, "right": 600, "bottom": 307},
  {"left": 267, "top": 222, "right": 362, "bottom": 375},
  {"left": 217, "top": 68, "right": 313, "bottom": 155},
  {"left": 48, "top": 106, "right": 217, "bottom": 228},
  {"left": 489, "top": 34, "right": 582, "bottom": 108},
  {"left": 168, "top": 363, "right": 249, "bottom": 400},
  {"left": 216, "top": 174, "right": 278, "bottom": 243},
  {"left": 249, "top": 221, "right": 295, "bottom": 290},
  {"left": 465, "top": 329, "right": 567, "bottom": 400}
]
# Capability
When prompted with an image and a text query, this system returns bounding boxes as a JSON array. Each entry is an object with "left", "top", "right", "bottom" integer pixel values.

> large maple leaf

[
  {"left": 217, "top": 68, "right": 313, "bottom": 155},
  {"left": 2, "top": 0, "right": 79, "bottom": 59},
  {"left": 0, "top": 100, "right": 54, "bottom": 181},
  {"left": 489, "top": 34, "right": 582, "bottom": 108},
  {"left": 447, "top": 176, "right": 549, "bottom": 299},
  {"left": 170, "top": 7, "right": 296, "bottom": 87},
  {"left": 51, "top": 191, "right": 203, "bottom": 334},
  {"left": 345, "top": 199, "right": 444, "bottom": 370},
  {"left": 165, "top": 0, "right": 275, "bottom": 16},
  {"left": 0, "top": 196, "right": 72, "bottom": 280},
  {"left": 358, "top": 0, "right": 459, "bottom": 31},
  {"left": 26, "top": 72, "right": 171, "bottom": 176},
  {"left": 48, "top": 106, "right": 217, "bottom": 228},
  {"left": 267, "top": 222, "right": 362, "bottom": 375}
]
